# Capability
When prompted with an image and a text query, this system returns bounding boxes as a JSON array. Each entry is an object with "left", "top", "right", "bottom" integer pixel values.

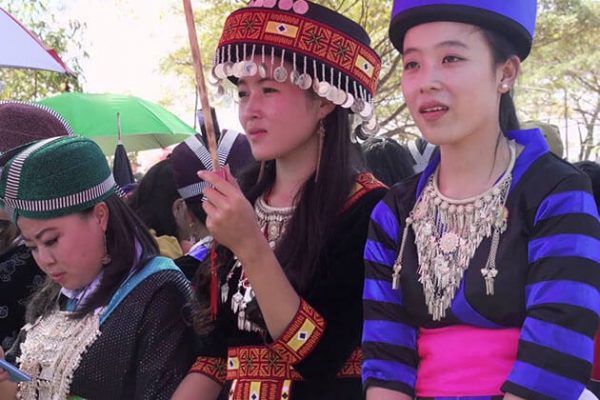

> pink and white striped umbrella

[{"left": 0, "top": 7, "right": 72, "bottom": 74}]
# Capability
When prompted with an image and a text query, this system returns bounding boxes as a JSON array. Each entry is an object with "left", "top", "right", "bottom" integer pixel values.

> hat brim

[{"left": 389, "top": 5, "right": 533, "bottom": 60}]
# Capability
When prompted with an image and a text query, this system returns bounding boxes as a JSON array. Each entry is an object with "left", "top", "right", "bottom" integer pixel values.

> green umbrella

[{"left": 37, "top": 92, "right": 196, "bottom": 154}]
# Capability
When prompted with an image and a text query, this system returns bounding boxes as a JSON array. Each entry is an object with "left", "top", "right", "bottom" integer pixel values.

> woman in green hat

[{"left": 0, "top": 136, "right": 196, "bottom": 399}]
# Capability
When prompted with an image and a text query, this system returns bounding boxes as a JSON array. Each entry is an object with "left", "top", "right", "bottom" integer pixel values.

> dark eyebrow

[
  {"left": 437, "top": 40, "right": 469, "bottom": 50},
  {"left": 21, "top": 227, "right": 56, "bottom": 242},
  {"left": 404, "top": 39, "right": 469, "bottom": 56}
]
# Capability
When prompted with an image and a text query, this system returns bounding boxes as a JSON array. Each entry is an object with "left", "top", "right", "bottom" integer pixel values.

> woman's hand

[{"left": 199, "top": 166, "right": 265, "bottom": 256}]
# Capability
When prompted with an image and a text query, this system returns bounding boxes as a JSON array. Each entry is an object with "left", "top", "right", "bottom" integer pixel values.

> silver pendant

[
  {"left": 392, "top": 270, "right": 401, "bottom": 290},
  {"left": 359, "top": 101, "right": 373, "bottom": 119},
  {"left": 278, "top": 0, "right": 293, "bottom": 10},
  {"left": 296, "top": 73, "right": 312, "bottom": 90},
  {"left": 273, "top": 66, "right": 288, "bottom": 83},
  {"left": 223, "top": 62, "right": 234, "bottom": 77},
  {"left": 231, "top": 291, "right": 243, "bottom": 313},
  {"left": 233, "top": 62, "right": 244, "bottom": 78},
  {"left": 362, "top": 117, "right": 379, "bottom": 136},
  {"left": 293, "top": 0, "right": 309, "bottom": 14},
  {"left": 214, "top": 64, "right": 227, "bottom": 80},
  {"left": 237, "top": 310, "right": 246, "bottom": 330},
  {"left": 221, "top": 283, "right": 229, "bottom": 303},
  {"left": 333, "top": 89, "right": 347, "bottom": 106},
  {"left": 312, "top": 77, "right": 320, "bottom": 93},
  {"left": 326, "top": 86, "right": 338, "bottom": 102},
  {"left": 258, "top": 63, "right": 268, "bottom": 78},
  {"left": 242, "top": 287, "right": 254, "bottom": 305},
  {"left": 317, "top": 81, "right": 331, "bottom": 97},
  {"left": 351, "top": 98, "right": 365, "bottom": 113},
  {"left": 242, "top": 61, "right": 258, "bottom": 77},
  {"left": 341, "top": 92, "right": 354, "bottom": 109}
]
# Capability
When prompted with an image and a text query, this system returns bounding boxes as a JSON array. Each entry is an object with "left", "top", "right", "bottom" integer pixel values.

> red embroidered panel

[
  {"left": 269, "top": 298, "right": 326, "bottom": 365},
  {"left": 189, "top": 356, "right": 227, "bottom": 384},
  {"left": 342, "top": 172, "right": 387, "bottom": 213},
  {"left": 218, "top": 8, "right": 381, "bottom": 96}
]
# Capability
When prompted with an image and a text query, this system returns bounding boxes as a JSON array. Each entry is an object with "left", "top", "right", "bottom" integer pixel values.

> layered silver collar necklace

[{"left": 393, "top": 140, "right": 516, "bottom": 321}]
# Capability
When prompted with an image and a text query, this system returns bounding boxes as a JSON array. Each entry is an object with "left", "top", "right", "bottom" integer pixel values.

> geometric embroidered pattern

[
  {"left": 225, "top": 344, "right": 362, "bottom": 400},
  {"left": 342, "top": 172, "right": 386, "bottom": 213},
  {"left": 270, "top": 298, "right": 325, "bottom": 365},
  {"left": 219, "top": 8, "right": 380, "bottom": 96},
  {"left": 190, "top": 356, "right": 227, "bottom": 385}
]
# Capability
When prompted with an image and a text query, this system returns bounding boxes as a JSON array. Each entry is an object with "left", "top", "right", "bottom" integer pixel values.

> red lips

[{"left": 419, "top": 100, "right": 449, "bottom": 121}]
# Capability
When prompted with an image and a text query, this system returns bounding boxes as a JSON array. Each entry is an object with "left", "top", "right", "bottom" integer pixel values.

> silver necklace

[
  {"left": 221, "top": 194, "right": 294, "bottom": 332},
  {"left": 392, "top": 140, "right": 516, "bottom": 321}
]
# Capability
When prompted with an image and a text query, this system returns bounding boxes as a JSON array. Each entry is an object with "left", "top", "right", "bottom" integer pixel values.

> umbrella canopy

[
  {"left": 0, "top": 7, "right": 72, "bottom": 74},
  {"left": 38, "top": 93, "right": 197, "bottom": 154}
]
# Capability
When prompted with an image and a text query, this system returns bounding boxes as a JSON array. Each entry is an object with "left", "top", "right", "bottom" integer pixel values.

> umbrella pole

[
  {"left": 182, "top": 0, "right": 220, "bottom": 172},
  {"left": 117, "top": 112, "right": 122, "bottom": 144}
]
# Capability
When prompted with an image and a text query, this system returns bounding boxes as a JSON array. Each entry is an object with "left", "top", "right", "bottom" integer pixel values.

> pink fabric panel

[{"left": 416, "top": 325, "right": 520, "bottom": 397}]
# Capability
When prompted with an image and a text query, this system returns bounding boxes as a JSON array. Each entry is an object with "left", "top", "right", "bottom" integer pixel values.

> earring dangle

[
  {"left": 257, "top": 161, "right": 266, "bottom": 184},
  {"left": 101, "top": 234, "right": 112, "bottom": 265},
  {"left": 188, "top": 223, "right": 198, "bottom": 244},
  {"left": 315, "top": 119, "right": 325, "bottom": 183}
]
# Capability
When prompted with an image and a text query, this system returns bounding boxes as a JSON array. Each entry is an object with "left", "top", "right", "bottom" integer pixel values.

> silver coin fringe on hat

[{"left": 209, "top": 0, "right": 382, "bottom": 139}]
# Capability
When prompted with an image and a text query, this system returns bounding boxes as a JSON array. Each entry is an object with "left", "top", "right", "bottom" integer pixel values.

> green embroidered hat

[{"left": 0, "top": 136, "right": 117, "bottom": 221}]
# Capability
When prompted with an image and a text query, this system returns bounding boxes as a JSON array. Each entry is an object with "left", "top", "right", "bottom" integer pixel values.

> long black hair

[
  {"left": 480, "top": 28, "right": 521, "bottom": 133},
  {"left": 191, "top": 105, "right": 363, "bottom": 332},
  {"left": 127, "top": 158, "right": 180, "bottom": 238},
  {"left": 26, "top": 194, "right": 159, "bottom": 321},
  {"left": 362, "top": 137, "right": 415, "bottom": 186},
  {"left": 241, "top": 106, "right": 362, "bottom": 293}
]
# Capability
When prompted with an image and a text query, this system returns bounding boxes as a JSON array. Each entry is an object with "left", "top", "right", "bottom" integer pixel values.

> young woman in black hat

[
  {"left": 173, "top": 1, "right": 386, "bottom": 399},
  {"left": 362, "top": 1, "right": 600, "bottom": 400}
]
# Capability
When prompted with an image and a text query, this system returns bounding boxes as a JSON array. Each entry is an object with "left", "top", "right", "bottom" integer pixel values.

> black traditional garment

[
  {"left": 362, "top": 129, "right": 600, "bottom": 399},
  {"left": 0, "top": 241, "right": 44, "bottom": 350},
  {"left": 7, "top": 257, "right": 196, "bottom": 400},
  {"left": 176, "top": 238, "right": 211, "bottom": 281},
  {"left": 189, "top": 173, "right": 387, "bottom": 400}
]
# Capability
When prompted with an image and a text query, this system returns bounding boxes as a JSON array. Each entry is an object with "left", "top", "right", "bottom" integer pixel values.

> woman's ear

[
  {"left": 172, "top": 198, "right": 186, "bottom": 223},
  {"left": 92, "top": 202, "right": 110, "bottom": 233},
  {"left": 317, "top": 98, "right": 336, "bottom": 120},
  {"left": 498, "top": 55, "right": 521, "bottom": 94}
]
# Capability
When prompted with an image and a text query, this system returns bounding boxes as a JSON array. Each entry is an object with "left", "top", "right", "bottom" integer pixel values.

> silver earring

[{"left": 500, "top": 82, "right": 510, "bottom": 92}]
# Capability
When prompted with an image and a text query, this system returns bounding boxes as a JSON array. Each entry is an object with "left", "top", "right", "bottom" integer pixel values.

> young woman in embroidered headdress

[
  {"left": 362, "top": 1, "right": 600, "bottom": 400},
  {"left": 0, "top": 136, "right": 196, "bottom": 399},
  {"left": 172, "top": 1, "right": 387, "bottom": 399}
]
